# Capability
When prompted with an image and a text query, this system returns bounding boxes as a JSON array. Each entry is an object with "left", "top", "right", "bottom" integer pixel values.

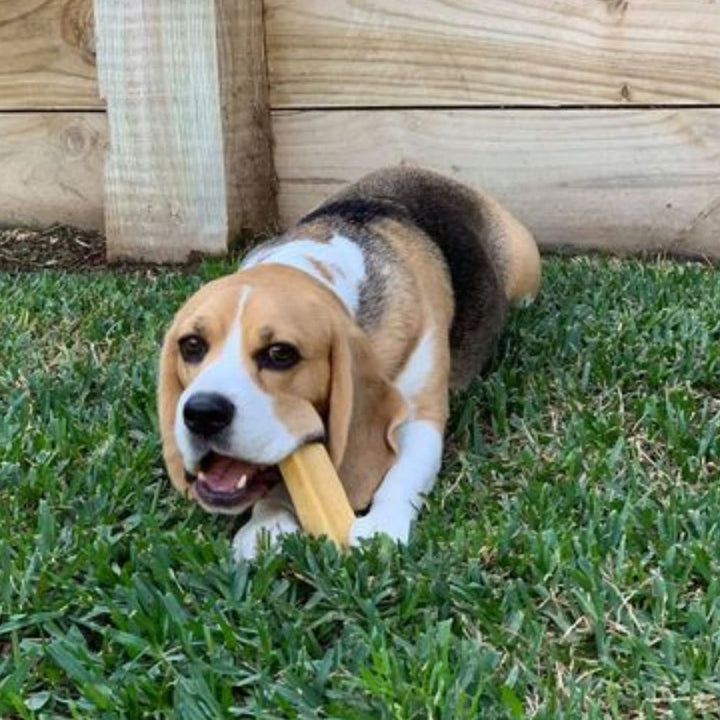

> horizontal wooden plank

[
  {"left": 0, "top": 113, "right": 105, "bottom": 230},
  {"left": 266, "top": 0, "right": 720, "bottom": 107},
  {"left": 273, "top": 109, "right": 720, "bottom": 259},
  {"left": 0, "top": 0, "right": 100, "bottom": 110}
]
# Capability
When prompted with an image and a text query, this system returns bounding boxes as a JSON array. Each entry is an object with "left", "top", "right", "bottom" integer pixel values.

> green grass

[{"left": 1, "top": 256, "right": 719, "bottom": 719}]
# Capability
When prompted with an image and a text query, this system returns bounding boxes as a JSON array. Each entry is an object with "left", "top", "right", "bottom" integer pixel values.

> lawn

[{"left": 1, "top": 256, "right": 719, "bottom": 719}]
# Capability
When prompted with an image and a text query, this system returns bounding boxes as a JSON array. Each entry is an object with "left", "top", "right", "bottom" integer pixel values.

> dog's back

[{"left": 301, "top": 165, "right": 541, "bottom": 387}]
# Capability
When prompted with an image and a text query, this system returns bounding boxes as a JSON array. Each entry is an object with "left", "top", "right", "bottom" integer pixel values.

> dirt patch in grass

[
  {"left": 0, "top": 225, "right": 251, "bottom": 273},
  {"left": 0, "top": 225, "right": 106, "bottom": 271}
]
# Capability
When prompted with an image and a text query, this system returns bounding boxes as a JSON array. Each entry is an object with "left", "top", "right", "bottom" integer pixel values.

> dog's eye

[
  {"left": 256, "top": 343, "right": 300, "bottom": 371},
  {"left": 179, "top": 334, "right": 208, "bottom": 364}
]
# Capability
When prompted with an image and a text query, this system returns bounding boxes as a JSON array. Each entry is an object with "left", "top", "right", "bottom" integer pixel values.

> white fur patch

[
  {"left": 395, "top": 330, "right": 434, "bottom": 413},
  {"left": 513, "top": 293, "right": 536, "bottom": 308},
  {"left": 175, "top": 290, "right": 298, "bottom": 473},
  {"left": 349, "top": 420, "right": 442, "bottom": 545},
  {"left": 241, "top": 234, "right": 366, "bottom": 315}
]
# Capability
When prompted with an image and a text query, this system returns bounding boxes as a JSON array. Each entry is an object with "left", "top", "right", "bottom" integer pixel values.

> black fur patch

[
  {"left": 386, "top": 185, "right": 505, "bottom": 356},
  {"left": 300, "top": 198, "right": 406, "bottom": 227},
  {"left": 301, "top": 169, "right": 509, "bottom": 380}
]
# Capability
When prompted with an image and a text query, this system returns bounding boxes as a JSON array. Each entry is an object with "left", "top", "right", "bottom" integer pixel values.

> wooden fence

[{"left": 0, "top": 0, "right": 718, "bottom": 261}]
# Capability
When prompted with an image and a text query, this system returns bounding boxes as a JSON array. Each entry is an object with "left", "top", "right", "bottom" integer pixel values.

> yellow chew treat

[{"left": 279, "top": 443, "right": 355, "bottom": 548}]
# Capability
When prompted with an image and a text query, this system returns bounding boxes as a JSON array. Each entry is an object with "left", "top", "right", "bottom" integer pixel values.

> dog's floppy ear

[
  {"left": 157, "top": 328, "right": 188, "bottom": 494},
  {"left": 327, "top": 322, "right": 408, "bottom": 510}
]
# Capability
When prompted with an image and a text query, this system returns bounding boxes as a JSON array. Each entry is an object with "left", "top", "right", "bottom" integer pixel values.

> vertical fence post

[{"left": 94, "top": 0, "right": 277, "bottom": 262}]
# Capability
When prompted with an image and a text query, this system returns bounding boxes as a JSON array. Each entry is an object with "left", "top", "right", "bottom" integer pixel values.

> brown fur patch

[{"left": 305, "top": 256, "right": 336, "bottom": 283}]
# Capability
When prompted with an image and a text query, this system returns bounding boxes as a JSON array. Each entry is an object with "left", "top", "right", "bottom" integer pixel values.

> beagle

[{"left": 158, "top": 166, "right": 541, "bottom": 559}]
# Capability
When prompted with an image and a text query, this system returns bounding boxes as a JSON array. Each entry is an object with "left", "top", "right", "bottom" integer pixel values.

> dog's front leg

[
  {"left": 232, "top": 485, "right": 300, "bottom": 561},
  {"left": 349, "top": 419, "right": 443, "bottom": 545}
]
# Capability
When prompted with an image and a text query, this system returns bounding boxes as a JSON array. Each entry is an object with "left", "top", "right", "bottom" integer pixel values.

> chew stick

[{"left": 279, "top": 443, "right": 354, "bottom": 548}]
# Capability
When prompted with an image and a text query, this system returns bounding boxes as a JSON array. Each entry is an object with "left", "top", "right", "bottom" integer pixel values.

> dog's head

[{"left": 158, "top": 264, "right": 407, "bottom": 514}]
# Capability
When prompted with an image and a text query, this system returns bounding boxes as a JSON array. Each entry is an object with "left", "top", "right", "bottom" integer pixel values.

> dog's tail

[{"left": 480, "top": 194, "right": 541, "bottom": 306}]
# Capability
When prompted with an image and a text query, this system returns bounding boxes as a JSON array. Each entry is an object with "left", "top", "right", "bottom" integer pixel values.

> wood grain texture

[
  {"left": 0, "top": 113, "right": 105, "bottom": 229},
  {"left": 215, "top": 0, "right": 278, "bottom": 243},
  {"left": 0, "top": 0, "right": 99, "bottom": 110},
  {"left": 94, "top": 0, "right": 228, "bottom": 262},
  {"left": 273, "top": 109, "right": 720, "bottom": 259},
  {"left": 266, "top": 0, "right": 720, "bottom": 107}
]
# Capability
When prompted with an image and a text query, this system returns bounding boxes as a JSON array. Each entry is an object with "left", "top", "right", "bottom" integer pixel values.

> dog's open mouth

[{"left": 190, "top": 452, "right": 282, "bottom": 510}]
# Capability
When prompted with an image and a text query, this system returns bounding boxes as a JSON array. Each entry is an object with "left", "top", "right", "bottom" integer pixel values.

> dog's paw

[
  {"left": 231, "top": 508, "right": 300, "bottom": 561},
  {"left": 349, "top": 508, "right": 411, "bottom": 547}
]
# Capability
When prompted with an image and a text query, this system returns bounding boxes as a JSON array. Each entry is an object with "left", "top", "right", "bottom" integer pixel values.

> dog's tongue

[{"left": 200, "top": 455, "right": 258, "bottom": 493}]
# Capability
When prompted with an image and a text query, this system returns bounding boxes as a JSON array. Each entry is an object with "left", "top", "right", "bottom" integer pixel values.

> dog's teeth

[
  {"left": 236, "top": 474, "right": 248, "bottom": 490},
  {"left": 197, "top": 471, "right": 206, "bottom": 481}
]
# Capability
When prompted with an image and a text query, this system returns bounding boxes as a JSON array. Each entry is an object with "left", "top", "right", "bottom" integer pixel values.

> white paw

[
  {"left": 513, "top": 293, "right": 537, "bottom": 308},
  {"left": 349, "top": 508, "right": 412, "bottom": 547},
  {"left": 231, "top": 508, "right": 300, "bottom": 561}
]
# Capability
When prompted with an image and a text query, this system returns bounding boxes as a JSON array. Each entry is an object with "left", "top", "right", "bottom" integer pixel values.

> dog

[{"left": 158, "top": 165, "right": 541, "bottom": 559}]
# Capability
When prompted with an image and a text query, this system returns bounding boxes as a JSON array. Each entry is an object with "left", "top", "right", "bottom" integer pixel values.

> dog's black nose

[{"left": 183, "top": 393, "right": 235, "bottom": 437}]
